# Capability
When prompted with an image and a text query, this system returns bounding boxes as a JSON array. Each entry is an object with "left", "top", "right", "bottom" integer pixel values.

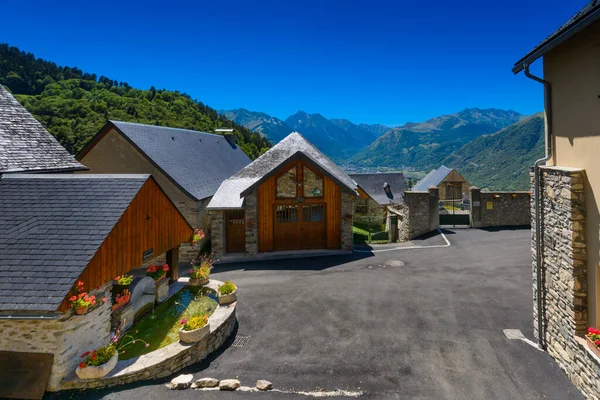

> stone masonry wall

[
  {"left": 245, "top": 191, "right": 258, "bottom": 256},
  {"left": 397, "top": 188, "right": 439, "bottom": 242},
  {"left": 470, "top": 188, "right": 531, "bottom": 228},
  {"left": 532, "top": 166, "right": 600, "bottom": 398},
  {"left": 0, "top": 285, "right": 112, "bottom": 391},
  {"left": 211, "top": 210, "right": 225, "bottom": 260},
  {"left": 341, "top": 192, "right": 355, "bottom": 251}
]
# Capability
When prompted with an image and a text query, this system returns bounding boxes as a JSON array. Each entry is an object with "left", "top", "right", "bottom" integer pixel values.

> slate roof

[
  {"left": 513, "top": 0, "right": 600, "bottom": 73},
  {"left": 350, "top": 172, "right": 405, "bottom": 206},
  {"left": 0, "top": 85, "right": 86, "bottom": 173},
  {"left": 79, "top": 121, "right": 252, "bottom": 201},
  {"left": 0, "top": 174, "right": 150, "bottom": 313},
  {"left": 412, "top": 165, "right": 454, "bottom": 192},
  {"left": 208, "top": 132, "right": 358, "bottom": 209}
]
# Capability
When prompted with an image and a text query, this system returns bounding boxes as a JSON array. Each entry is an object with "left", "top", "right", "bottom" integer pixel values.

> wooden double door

[{"left": 273, "top": 203, "right": 326, "bottom": 251}]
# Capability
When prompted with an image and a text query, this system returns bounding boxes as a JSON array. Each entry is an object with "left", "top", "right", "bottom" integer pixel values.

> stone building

[
  {"left": 0, "top": 84, "right": 86, "bottom": 174},
  {"left": 77, "top": 121, "right": 251, "bottom": 261},
  {"left": 412, "top": 165, "right": 470, "bottom": 200},
  {"left": 207, "top": 132, "right": 357, "bottom": 260},
  {"left": 513, "top": 1, "right": 600, "bottom": 398},
  {"left": 350, "top": 172, "right": 405, "bottom": 215},
  {"left": 0, "top": 174, "right": 192, "bottom": 397}
]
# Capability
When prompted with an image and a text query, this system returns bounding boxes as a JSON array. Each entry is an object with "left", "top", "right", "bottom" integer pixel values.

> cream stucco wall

[
  {"left": 544, "top": 21, "right": 600, "bottom": 326},
  {"left": 78, "top": 128, "right": 210, "bottom": 261}
]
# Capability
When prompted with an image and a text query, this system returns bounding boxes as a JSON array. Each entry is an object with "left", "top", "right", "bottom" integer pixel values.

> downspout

[{"left": 524, "top": 64, "right": 553, "bottom": 350}]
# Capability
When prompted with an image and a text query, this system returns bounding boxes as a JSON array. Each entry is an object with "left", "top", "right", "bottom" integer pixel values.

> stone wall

[
  {"left": 341, "top": 192, "right": 355, "bottom": 251},
  {"left": 245, "top": 191, "right": 258, "bottom": 256},
  {"left": 211, "top": 210, "right": 225, "bottom": 260},
  {"left": 470, "top": 188, "right": 531, "bottom": 228},
  {"left": 532, "top": 166, "right": 598, "bottom": 397},
  {"left": 0, "top": 285, "right": 112, "bottom": 391},
  {"left": 396, "top": 187, "right": 439, "bottom": 242}
]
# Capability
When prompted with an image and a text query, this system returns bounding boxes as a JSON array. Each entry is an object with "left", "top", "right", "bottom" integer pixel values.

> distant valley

[{"left": 220, "top": 107, "right": 543, "bottom": 190}]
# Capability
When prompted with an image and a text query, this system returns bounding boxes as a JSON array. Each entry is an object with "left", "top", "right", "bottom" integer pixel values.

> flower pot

[
  {"left": 152, "top": 272, "right": 167, "bottom": 283},
  {"left": 75, "top": 306, "right": 89, "bottom": 315},
  {"left": 75, "top": 352, "right": 118, "bottom": 380},
  {"left": 179, "top": 322, "right": 210, "bottom": 343},
  {"left": 189, "top": 277, "right": 209, "bottom": 286},
  {"left": 111, "top": 295, "right": 130, "bottom": 312},
  {"left": 219, "top": 289, "right": 237, "bottom": 306},
  {"left": 586, "top": 336, "right": 600, "bottom": 359}
]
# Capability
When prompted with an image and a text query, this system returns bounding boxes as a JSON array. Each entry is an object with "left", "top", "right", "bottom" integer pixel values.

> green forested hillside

[
  {"left": 0, "top": 44, "right": 270, "bottom": 158},
  {"left": 442, "top": 113, "right": 545, "bottom": 190}
]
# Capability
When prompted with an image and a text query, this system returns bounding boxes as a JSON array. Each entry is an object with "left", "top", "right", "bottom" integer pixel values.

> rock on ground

[
  {"left": 256, "top": 380, "right": 273, "bottom": 391},
  {"left": 167, "top": 374, "right": 193, "bottom": 390},
  {"left": 196, "top": 377, "right": 220, "bottom": 388},
  {"left": 219, "top": 379, "right": 241, "bottom": 391}
]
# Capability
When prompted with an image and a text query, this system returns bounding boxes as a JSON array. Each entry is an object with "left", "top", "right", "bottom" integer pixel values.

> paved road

[{"left": 50, "top": 228, "right": 583, "bottom": 399}]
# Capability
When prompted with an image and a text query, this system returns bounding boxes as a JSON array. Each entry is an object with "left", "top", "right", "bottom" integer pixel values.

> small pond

[{"left": 119, "top": 286, "right": 218, "bottom": 360}]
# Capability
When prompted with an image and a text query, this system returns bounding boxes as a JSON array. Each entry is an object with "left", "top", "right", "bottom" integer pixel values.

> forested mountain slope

[{"left": 0, "top": 44, "right": 270, "bottom": 158}]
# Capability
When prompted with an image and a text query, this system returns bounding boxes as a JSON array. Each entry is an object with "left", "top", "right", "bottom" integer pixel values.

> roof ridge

[{"left": 110, "top": 120, "right": 220, "bottom": 137}]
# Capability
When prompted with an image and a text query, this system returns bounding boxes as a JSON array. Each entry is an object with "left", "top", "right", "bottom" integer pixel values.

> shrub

[
  {"left": 180, "top": 315, "right": 209, "bottom": 331},
  {"left": 218, "top": 281, "right": 236, "bottom": 295},
  {"left": 79, "top": 344, "right": 116, "bottom": 368}
]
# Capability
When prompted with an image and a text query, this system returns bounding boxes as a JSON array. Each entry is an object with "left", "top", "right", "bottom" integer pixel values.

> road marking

[
  {"left": 354, "top": 228, "right": 451, "bottom": 253},
  {"left": 503, "top": 329, "right": 542, "bottom": 351}
]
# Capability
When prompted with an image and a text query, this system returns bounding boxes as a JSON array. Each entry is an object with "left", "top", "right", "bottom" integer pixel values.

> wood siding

[
  {"left": 257, "top": 165, "right": 341, "bottom": 252},
  {"left": 59, "top": 178, "right": 193, "bottom": 311}
]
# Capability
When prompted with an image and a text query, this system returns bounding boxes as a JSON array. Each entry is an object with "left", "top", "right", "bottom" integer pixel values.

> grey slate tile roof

[
  {"left": 513, "top": 0, "right": 600, "bottom": 73},
  {"left": 412, "top": 165, "right": 453, "bottom": 192},
  {"left": 350, "top": 172, "right": 405, "bottom": 205},
  {"left": 87, "top": 121, "right": 252, "bottom": 201},
  {"left": 0, "top": 174, "right": 150, "bottom": 313},
  {"left": 208, "top": 132, "right": 358, "bottom": 209},
  {"left": 0, "top": 85, "right": 86, "bottom": 173}
]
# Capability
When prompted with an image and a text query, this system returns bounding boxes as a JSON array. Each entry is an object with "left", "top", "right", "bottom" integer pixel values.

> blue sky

[{"left": 0, "top": 0, "right": 588, "bottom": 126}]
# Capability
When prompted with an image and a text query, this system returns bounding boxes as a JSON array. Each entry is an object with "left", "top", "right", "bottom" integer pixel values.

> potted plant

[
  {"left": 586, "top": 327, "right": 600, "bottom": 358},
  {"left": 112, "top": 274, "right": 134, "bottom": 295},
  {"left": 146, "top": 263, "right": 169, "bottom": 282},
  {"left": 69, "top": 281, "right": 98, "bottom": 315},
  {"left": 178, "top": 314, "right": 210, "bottom": 343},
  {"left": 191, "top": 228, "right": 206, "bottom": 247},
  {"left": 112, "top": 289, "right": 131, "bottom": 312},
  {"left": 188, "top": 253, "right": 214, "bottom": 286},
  {"left": 218, "top": 281, "right": 237, "bottom": 305},
  {"left": 76, "top": 344, "right": 118, "bottom": 379}
]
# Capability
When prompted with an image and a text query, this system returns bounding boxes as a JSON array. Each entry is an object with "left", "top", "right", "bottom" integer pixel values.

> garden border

[{"left": 59, "top": 279, "right": 236, "bottom": 391}]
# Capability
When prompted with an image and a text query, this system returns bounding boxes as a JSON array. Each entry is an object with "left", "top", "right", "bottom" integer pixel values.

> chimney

[{"left": 215, "top": 128, "right": 236, "bottom": 145}]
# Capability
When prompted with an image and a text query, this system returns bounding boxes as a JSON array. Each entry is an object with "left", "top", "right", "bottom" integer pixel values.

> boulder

[
  {"left": 219, "top": 379, "right": 241, "bottom": 391},
  {"left": 167, "top": 374, "right": 193, "bottom": 390},
  {"left": 256, "top": 380, "right": 273, "bottom": 391},
  {"left": 195, "top": 377, "right": 220, "bottom": 388}
]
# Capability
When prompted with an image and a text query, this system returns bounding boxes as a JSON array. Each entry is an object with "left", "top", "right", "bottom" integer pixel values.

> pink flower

[
  {"left": 145, "top": 343, "right": 150, "bottom": 348},
  {"left": 180, "top": 319, "right": 187, "bottom": 325}
]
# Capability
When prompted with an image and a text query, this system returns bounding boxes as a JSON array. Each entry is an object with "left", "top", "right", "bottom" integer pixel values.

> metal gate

[{"left": 439, "top": 198, "right": 470, "bottom": 226}]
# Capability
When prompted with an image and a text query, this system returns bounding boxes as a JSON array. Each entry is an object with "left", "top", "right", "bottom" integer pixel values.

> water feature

[{"left": 119, "top": 286, "right": 218, "bottom": 360}]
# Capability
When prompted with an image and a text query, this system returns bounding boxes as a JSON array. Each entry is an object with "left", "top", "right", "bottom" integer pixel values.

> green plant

[
  {"left": 79, "top": 344, "right": 116, "bottom": 368},
  {"left": 180, "top": 315, "right": 209, "bottom": 331},
  {"left": 189, "top": 264, "right": 211, "bottom": 280},
  {"left": 114, "top": 274, "right": 133, "bottom": 286},
  {"left": 218, "top": 281, "right": 236, "bottom": 296}
]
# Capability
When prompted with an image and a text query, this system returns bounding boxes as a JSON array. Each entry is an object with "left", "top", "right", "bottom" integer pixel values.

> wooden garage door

[
  {"left": 0, "top": 351, "right": 54, "bottom": 399},
  {"left": 301, "top": 203, "right": 326, "bottom": 249},
  {"left": 274, "top": 203, "right": 326, "bottom": 251},
  {"left": 226, "top": 210, "right": 245, "bottom": 253}
]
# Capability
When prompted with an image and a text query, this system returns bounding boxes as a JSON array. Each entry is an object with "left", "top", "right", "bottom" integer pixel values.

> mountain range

[{"left": 220, "top": 107, "right": 543, "bottom": 190}]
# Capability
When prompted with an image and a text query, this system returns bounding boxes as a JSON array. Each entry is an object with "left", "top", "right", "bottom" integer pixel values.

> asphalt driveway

[{"left": 51, "top": 228, "right": 582, "bottom": 400}]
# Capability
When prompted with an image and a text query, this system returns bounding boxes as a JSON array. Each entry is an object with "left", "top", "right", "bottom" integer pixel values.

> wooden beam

[{"left": 166, "top": 245, "right": 180, "bottom": 282}]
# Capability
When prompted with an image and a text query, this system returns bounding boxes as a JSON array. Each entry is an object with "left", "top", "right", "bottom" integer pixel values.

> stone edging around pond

[{"left": 60, "top": 279, "right": 236, "bottom": 391}]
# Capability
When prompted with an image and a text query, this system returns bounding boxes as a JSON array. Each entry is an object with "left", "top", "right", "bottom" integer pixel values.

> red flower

[
  {"left": 91, "top": 352, "right": 97, "bottom": 361},
  {"left": 595, "top": 340, "right": 600, "bottom": 347},
  {"left": 80, "top": 351, "right": 91, "bottom": 358},
  {"left": 588, "top": 327, "right": 600, "bottom": 335},
  {"left": 115, "top": 276, "right": 121, "bottom": 281},
  {"left": 102, "top": 297, "right": 107, "bottom": 303},
  {"left": 79, "top": 362, "right": 86, "bottom": 369},
  {"left": 70, "top": 296, "right": 77, "bottom": 302}
]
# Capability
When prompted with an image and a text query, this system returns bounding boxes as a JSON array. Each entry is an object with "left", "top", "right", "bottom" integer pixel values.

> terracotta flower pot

[
  {"left": 179, "top": 322, "right": 210, "bottom": 343},
  {"left": 586, "top": 336, "right": 600, "bottom": 359},
  {"left": 76, "top": 352, "right": 118, "bottom": 380},
  {"left": 218, "top": 289, "right": 237, "bottom": 306},
  {"left": 75, "top": 306, "right": 89, "bottom": 315},
  {"left": 189, "top": 277, "right": 209, "bottom": 286},
  {"left": 153, "top": 272, "right": 167, "bottom": 283},
  {"left": 111, "top": 295, "right": 130, "bottom": 312}
]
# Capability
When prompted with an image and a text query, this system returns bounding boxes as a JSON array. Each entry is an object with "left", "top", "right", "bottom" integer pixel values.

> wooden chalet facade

[{"left": 207, "top": 132, "right": 357, "bottom": 259}]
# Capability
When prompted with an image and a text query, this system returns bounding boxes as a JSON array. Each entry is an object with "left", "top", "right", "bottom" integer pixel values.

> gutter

[
  {"left": 0, "top": 314, "right": 59, "bottom": 320},
  {"left": 523, "top": 64, "right": 553, "bottom": 350}
]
